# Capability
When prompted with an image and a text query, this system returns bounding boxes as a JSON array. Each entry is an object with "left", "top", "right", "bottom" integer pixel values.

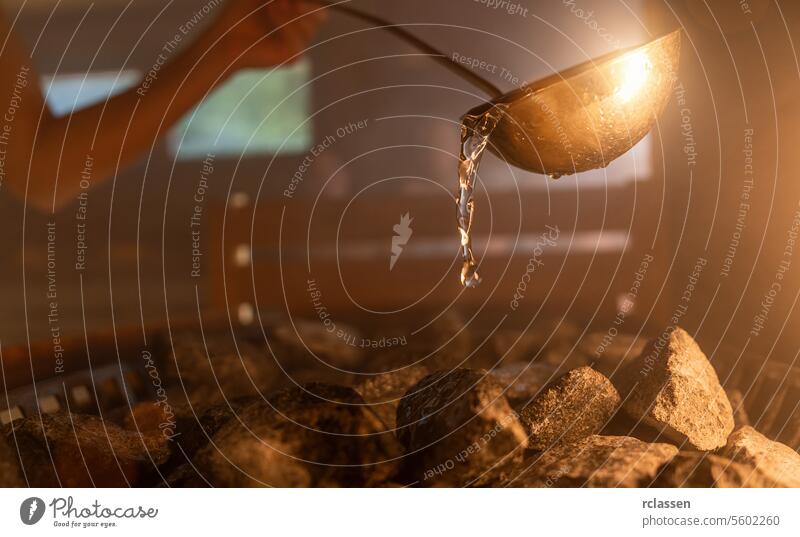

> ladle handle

[{"left": 314, "top": 1, "right": 504, "bottom": 99}]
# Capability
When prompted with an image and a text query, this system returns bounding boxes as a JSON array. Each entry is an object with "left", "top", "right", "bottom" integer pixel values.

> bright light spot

[
  {"left": 238, "top": 303, "right": 254, "bottom": 325},
  {"left": 229, "top": 192, "right": 251, "bottom": 209},
  {"left": 234, "top": 244, "right": 251, "bottom": 267},
  {"left": 616, "top": 51, "right": 651, "bottom": 103}
]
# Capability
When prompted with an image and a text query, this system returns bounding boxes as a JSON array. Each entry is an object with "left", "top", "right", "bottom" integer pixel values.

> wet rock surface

[
  {"left": 193, "top": 384, "right": 402, "bottom": 487},
  {"left": 617, "top": 327, "right": 734, "bottom": 450},
  {"left": 396, "top": 369, "right": 528, "bottom": 486},
  {"left": 510, "top": 435, "right": 678, "bottom": 487},
  {"left": 720, "top": 426, "right": 800, "bottom": 487},
  {"left": 653, "top": 452, "right": 774, "bottom": 487},
  {"left": 3, "top": 413, "right": 169, "bottom": 487},
  {"left": 520, "top": 367, "right": 621, "bottom": 451}
]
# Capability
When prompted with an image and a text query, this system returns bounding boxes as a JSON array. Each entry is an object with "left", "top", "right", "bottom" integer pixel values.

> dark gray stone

[{"left": 396, "top": 369, "right": 528, "bottom": 486}]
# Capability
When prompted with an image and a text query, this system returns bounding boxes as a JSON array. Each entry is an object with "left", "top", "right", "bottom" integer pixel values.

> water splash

[{"left": 456, "top": 105, "right": 504, "bottom": 288}]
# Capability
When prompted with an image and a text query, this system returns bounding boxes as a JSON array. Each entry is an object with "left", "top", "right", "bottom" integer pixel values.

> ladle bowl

[
  {"left": 469, "top": 30, "right": 681, "bottom": 176},
  {"left": 321, "top": 1, "right": 681, "bottom": 177}
]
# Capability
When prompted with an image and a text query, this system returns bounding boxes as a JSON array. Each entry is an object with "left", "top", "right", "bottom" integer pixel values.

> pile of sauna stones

[
  {"left": 1, "top": 413, "right": 169, "bottom": 487},
  {"left": 187, "top": 384, "right": 402, "bottom": 487},
  {"left": 502, "top": 327, "right": 800, "bottom": 487},
  {"left": 353, "top": 325, "right": 800, "bottom": 487},
  {"left": 3, "top": 322, "right": 800, "bottom": 488},
  {"left": 161, "top": 322, "right": 366, "bottom": 410},
  {"left": 161, "top": 333, "right": 285, "bottom": 408}
]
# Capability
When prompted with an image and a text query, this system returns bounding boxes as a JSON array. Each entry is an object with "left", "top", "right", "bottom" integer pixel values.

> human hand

[{"left": 211, "top": 0, "right": 326, "bottom": 69}]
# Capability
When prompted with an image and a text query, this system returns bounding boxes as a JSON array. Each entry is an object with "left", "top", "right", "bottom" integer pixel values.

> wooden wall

[{"left": 0, "top": 0, "right": 671, "bottom": 352}]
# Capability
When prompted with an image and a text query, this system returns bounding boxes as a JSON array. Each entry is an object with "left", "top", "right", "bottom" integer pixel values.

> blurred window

[{"left": 41, "top": 61, "right": 312, "bottom": 160}]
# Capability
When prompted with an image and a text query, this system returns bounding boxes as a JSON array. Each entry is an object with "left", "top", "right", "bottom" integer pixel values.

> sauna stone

[
  {"left": 194, "top": 384, "right": 402, "bottom": 487},
  {"left": 165, "top": 338, "right": 283, "bottom": 406},
  {"left": 123, "top": 401, "right": 176, "bottom": 438},
  {"left": 169, "top": 398, "right": 255, "bottom": 462},
  {"left": 287, "top": 365, "right": 358, "bottom": 390},
  {"left": 520, "top": 367, "right": 621, "bottom": 451},
  {"left": 617, "top": 327, "right": 734, "bottom": 450},
  {"left": 354, "top": 365, "right": 431, "bottom": 430},
  {"left": 489, "top": 362, "right": 558, "bottom": 410},
  {"left": 161, "top": 463, "right": 209, "bottom": 488},
  {"left": 273, "top": 319, "right": 363, "bottom": 368},
  {"left": 653, "top": 452, "right": 774, "bottom": 487},
  {"left": 720, "top": 426, "right": 800, "bottom": 487},
  {"left": 4, "top": 413, "right": 169, "bottom": 487},
  {"left": 510, "top": 435, "right": 678, "bottom": 487},
  {"left": 578, "top": 331, "right": 647, "bottom": 376},
  {"left": 599, "top": 408, "right": 676, "bottom": 445},
  {"left": 396, "top": 369, "right": 528, "bottom": 486},
  {"left": 491, "top": 320, "right": 579, "bottom": 365},
  {"left": 0, "top": 435, "right": 24, "bottom": 486}
]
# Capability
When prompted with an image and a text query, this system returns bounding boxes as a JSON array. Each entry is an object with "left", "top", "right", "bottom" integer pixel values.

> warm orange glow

[{"left": 616, "top": 50, "right": 652, "bottom": 103}]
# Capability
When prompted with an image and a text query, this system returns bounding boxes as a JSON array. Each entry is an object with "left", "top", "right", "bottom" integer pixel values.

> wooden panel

[{"left": 209, "top": 183, "right": 667, "bottom": 326}]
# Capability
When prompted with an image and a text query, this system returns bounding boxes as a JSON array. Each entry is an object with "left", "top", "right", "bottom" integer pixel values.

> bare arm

[{"left": 0, "top": 1, "right": 323, "bottom": 212}]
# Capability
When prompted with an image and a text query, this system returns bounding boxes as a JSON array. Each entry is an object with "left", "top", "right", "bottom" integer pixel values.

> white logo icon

[
  {"left": 390, "top": 213, "right": 413, "bottom": 271},
  {"left": 20, "top": 497, "right": 45, "bottom": 525}
]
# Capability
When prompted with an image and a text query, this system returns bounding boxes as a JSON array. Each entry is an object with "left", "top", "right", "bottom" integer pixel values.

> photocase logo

[
  {"left": 20, "top": 497, "right": 45, "bottom": 525},
  {"left": 390, "top": 212, "right": 413, "bottom": 270}
]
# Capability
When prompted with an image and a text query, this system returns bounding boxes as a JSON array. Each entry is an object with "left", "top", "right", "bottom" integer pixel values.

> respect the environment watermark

[{"left": 137, "top": 0, "right": 223, "bottom": 97}]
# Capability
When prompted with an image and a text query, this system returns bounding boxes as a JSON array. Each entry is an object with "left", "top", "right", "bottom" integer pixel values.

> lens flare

[{"left": 616, "top": 50, "right": 652, "bottom": 103}]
